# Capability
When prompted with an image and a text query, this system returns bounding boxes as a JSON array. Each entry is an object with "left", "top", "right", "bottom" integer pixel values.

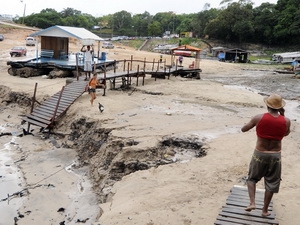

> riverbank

[{"left": 0, "top": 27, "right": 299, "bottom": 224}]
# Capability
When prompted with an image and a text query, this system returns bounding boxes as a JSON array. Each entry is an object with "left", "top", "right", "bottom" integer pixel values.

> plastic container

[
  {"left": 101, "top": 52, "right": 106, "bottom": 61},
  {"left": 82, "top": 39, "right": 94, "bottom": 46}
]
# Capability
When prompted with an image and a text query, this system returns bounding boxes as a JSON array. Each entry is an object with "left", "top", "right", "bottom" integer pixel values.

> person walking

[
  {"left": 87, "top": 74, "right": 101, "bottom": 106},
  {"left": 81, "top": 45, "right": 94, "bottom": 80},
  {"left": 241, "top": 93, "right": 291, "bottom": 217}
]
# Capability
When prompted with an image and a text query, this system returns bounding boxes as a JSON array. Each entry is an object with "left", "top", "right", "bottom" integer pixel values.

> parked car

[
  {"left": 0, "top": 34, "right": 4, "bottom": 41},
  {"left": 25, "top": 37, "right": 36, "bottom": 46},
  {"left": 102, "top": 41, "right": 114, "bottom": 49},
  {"left": 10, "top": 46, "right": 27, "bottom": 57}
]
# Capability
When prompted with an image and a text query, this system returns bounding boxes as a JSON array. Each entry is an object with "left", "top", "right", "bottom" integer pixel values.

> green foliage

[{"left": 16, "top": 2, "right": 300, "bottom": 47}]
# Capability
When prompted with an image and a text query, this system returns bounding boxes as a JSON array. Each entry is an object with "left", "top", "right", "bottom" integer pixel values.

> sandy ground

[{"left": 0, "top": 27, "right": 300, "bottom": 225}]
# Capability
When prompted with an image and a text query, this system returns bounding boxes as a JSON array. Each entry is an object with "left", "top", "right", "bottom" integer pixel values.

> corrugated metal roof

[
  {"left": 171, "top": 45, "right": 201, "bottom": 52},
  {"left": 30, "top": 25, "right": 103, "bottom": 41}
]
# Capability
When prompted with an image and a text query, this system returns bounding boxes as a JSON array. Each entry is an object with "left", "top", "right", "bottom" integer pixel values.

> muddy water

[
  {"left": 0, "top": 129, "right": 24, "bottom": 225},
  {"left": 205, "top": 70, "right": 300, "bottom": 122},
  {"left": 203, "top": 70, "right": 300, "bottom": 101}
]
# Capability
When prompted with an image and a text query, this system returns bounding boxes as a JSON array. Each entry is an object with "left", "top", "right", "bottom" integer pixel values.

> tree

[
  {"left": 132, "top": 11, "right": 153, "bottom": 36},
  {"left": 148, "top": 21, "right": 162, "bottom": 36},
  {"left": 252, "top": 3, "right": 278, "bottom": 45},
  {"left": 112, "top": 10, "right": 132, "bottom": 34},
  {"left": 191, "top": 9, "right": 219, "bottom": 38},
  {"left": 273, "top": 0, "right": 300, "bottom": 44},
  {"left": 205, "top": 2, "right": 254, "bottom": 42}
]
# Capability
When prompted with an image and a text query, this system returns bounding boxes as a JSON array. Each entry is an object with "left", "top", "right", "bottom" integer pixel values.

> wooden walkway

[
  {"left": 98, "top": 67, "right": 202, "bottom": 89},
  {"left": 215, "top": 185, "right": 279, "bottom": 225},
  {"left": 21, "top": 65, "right": 201, "bottom": 133},
  {"left": 22, "top": 79, "right": 88, "bottom": 132}
]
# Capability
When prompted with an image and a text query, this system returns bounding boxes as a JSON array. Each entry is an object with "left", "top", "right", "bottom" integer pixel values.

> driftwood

[{"left": 0, "top": 132, "right": 12, "bottom": 137}]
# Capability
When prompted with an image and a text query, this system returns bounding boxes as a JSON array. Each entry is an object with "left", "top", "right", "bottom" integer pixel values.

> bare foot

[
  {"left": 245, "top": 205, "right": 256, "bottom": 212},
  {"left": 262, "top": 212, "right": 271, "bottom": 217}
]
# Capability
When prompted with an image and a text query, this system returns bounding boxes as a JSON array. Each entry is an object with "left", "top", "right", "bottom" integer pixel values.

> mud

[
  {"left": 59, "top": 68, "right": 299, "bottom": 204},
  {"left": 62, "top": 117, "right": 206, "bottom": 203},
  {"left": 1, "top": 68, "right": 299, "bottom": 207},
  {"left": 204, "top": 69, "right": 300, "bottom": 101}
]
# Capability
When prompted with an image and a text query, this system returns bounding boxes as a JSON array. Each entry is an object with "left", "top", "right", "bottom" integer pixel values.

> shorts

[
  {"left": 84, "top": 61, "right": 92, "bottom": 72},
  {"left": 247, "top": 149, "right": 281, "bottom": 193},
  {"left": 88, "top": 88, "right": 96, "bottom": 93}
]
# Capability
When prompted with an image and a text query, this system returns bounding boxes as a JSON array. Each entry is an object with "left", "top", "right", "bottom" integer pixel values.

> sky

[{"left": 1, "top": 0, "right": 278, "bottom": 18}]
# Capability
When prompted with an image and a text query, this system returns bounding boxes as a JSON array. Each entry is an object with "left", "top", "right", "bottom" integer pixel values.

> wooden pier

[{"left": 21, "top": 56, "right": 202, "bottom": 133}]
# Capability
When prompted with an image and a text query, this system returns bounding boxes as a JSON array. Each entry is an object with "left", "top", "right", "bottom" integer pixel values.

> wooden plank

[
  {"left": 214, "top": 220, "right": 242, "bottom": 225},
  {"left": 36, "top": 104, "right": 67, "bottom": 112},
  {"left": 54, "top": 92, "right": 81, "bottom": 98},
  {"left": 46, "top": 97, "right": 75, "bottom": 104},
  {"left": 215, "top": 216, "right": 261, "bottom": 225},
  {"left": 226, "top": 199, "right": 266, "bottom": 210},
  {"left": 226, "top": 198, "right": 267, "bottom": 207},
  {"left": 30, "top": 111, "right": 53, "bottom": 120},
  {"left": 222, "top": 205, "right": 276, "bottom": 219},
  {"left": 227, "top": 194, "right": 266, "bottom": 203},
  {"left": 33, "top": 106, "right": 64, "bottom": 115},
  {"left": 215, "top": 185, "right": 278, "bottom": 225},
  {"left": 42, "top": 102, "right": 70, "bottom": 109},
  {"left": 218, "top": 211, "right": 278, "bottom": 224},
  {"left": 22, "top": 117, "right": 50, "bottom": 128},
  {"left": 231, "top": 186, "right": 265, "bottom": 194},
  {"left": 31, "top": 110, "right": 56, "bottom": 118},
  {"left": 43, "top": 101, "right": 70, "bottom": 108},
  {"left": 63, "top": 87, "right": 86, "bottom": 92},
  {"left": 27, "top": 114, "right": 52, "bottom": 125}
]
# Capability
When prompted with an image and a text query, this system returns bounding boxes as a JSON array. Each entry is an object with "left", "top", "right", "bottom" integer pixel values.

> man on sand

[
  {"left": 241, "top": 93, "right": 291, "bottom": 217},
  {"left": 81, "top": 45, "right": 94, "bottom": 80}
]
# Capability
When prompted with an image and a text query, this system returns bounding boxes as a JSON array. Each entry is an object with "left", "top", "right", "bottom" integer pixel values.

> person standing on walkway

[
  {"left": 81, "top": 45, "right": 94, "bottom": 80},
  {"left": 241, "top": 93, "right": 291, "bottom": 217}
]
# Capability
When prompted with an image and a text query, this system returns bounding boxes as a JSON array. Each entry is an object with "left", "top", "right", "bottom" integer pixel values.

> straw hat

[{"left": 264, "top": 94, "right": 285, "bottom": 109}]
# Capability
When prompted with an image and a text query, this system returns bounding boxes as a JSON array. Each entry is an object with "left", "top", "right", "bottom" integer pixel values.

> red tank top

[{"left": 256, "top": 113, "right": 287, "bottom": 140}]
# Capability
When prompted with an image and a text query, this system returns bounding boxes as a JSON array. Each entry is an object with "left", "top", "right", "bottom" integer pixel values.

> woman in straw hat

[{"left": 241, "top": 93, "right": 291, "bottom": 217}]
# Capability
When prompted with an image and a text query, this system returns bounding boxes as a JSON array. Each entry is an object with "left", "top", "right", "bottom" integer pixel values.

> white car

[
  {"left": 25, "top": 37, "right": 36, "bottom": 46},
  {"left": 102, "top": 41, "right": 114, "bottom": 49}
]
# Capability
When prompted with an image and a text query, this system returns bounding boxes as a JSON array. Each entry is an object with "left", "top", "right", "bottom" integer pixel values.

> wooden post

[
  {"left": 130, "top": 55, "right": 133, "bottom": 71},
  {"left": 52, "top": 86, "right": 64, "bottom": 125},
  {"left": 103, "top": 63, "right": 107, "bottom": 96},
  {"left": 27, "top": 82, "right": 38, "bottom": 133},
  {"left": 97, "top": 40, "right": 100, "bottom": 59},
  {"left": 114, "top": 60, "right": 116, "bottom": 73},
  {"left": 123, "top": 59, "right": 126, "bottom": 72},
  {"left": 93, "top": 60, "right": 96, "bottom": 75},
  {"left": 127, "top": 62, "right": 131, "bottom": 85},
  {"left": 136, "top": 64, "right": 139, "bottom": 86},
  {"left": 76, "top": 53, "right": 79, "bottom": 80},
  {"left": 152, "top": 59, "right": 155, "bottom": 71}
]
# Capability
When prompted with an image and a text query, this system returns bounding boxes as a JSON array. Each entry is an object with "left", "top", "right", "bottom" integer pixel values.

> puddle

[{"left": 0, "top": 127, "right": 24, "bottom": 225}]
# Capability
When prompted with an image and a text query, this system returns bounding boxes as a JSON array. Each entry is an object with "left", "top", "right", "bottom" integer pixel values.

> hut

[
  {"left": 170, "top": 45, "right": 201, "bottom": 69},
  {"left": 29, "top": 25, "right": 103, "bottom": 59},
  {"left": 223, "top": 48, "right": 249, "bottom": 63}
]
